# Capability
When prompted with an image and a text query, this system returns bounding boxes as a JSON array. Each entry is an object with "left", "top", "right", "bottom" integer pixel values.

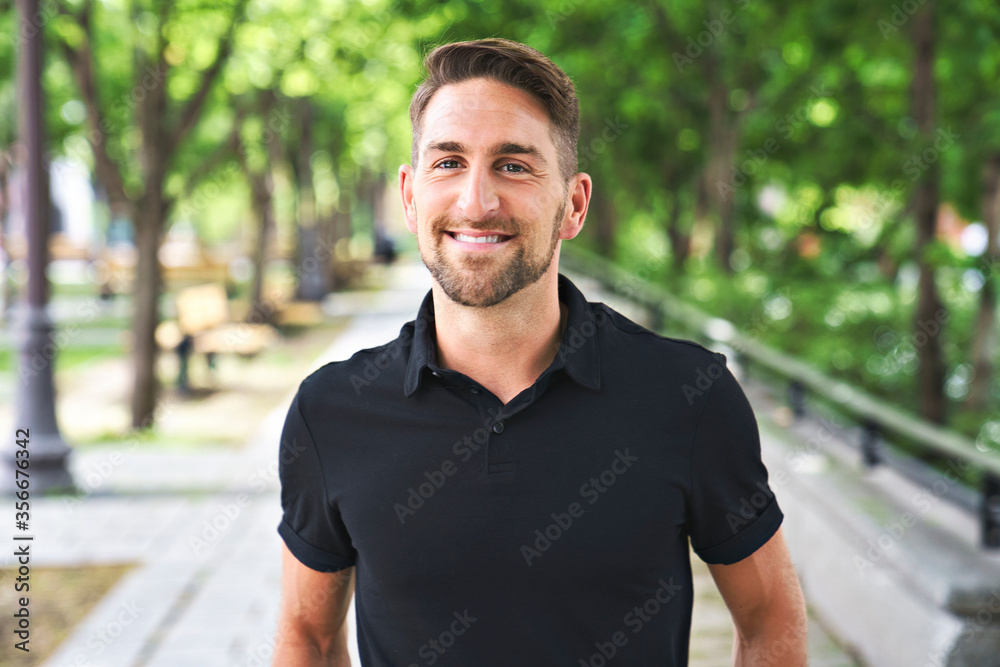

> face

[{"left": 400, "top": 78, "right": 590, "bottom": 308}]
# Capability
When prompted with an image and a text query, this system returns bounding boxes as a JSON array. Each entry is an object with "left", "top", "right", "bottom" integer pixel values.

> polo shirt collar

[{"left": 403, "top": 273, "right": 601, "bottom": 397}]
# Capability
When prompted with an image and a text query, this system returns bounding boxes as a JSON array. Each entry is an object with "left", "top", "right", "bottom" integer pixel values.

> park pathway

[{"left": 32, "top": 260, "right": 858, "bottom": 666}]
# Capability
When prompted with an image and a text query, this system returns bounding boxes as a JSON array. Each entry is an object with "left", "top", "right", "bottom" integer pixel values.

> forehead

[{"left": 419, "top": 78, "right": 555, "bottom": 153}]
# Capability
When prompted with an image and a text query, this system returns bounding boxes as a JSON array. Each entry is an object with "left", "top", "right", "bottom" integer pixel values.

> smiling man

[{"left": 275, "top": 39, "right": 807, "bottom": 666}]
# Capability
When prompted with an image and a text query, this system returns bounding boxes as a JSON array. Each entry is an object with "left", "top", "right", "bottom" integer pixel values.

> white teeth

[{"left": 453, "top": 233, "right": 504, "bottom": 244}]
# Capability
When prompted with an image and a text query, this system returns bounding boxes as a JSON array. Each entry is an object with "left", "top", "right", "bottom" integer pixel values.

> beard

[{"left": 418, "top": 203, "right": 565, "bottom": 308}]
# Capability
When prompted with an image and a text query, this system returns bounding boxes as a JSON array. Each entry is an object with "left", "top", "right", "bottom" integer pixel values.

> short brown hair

[{"left": 409, "top": 38, "right": 580, "bottom": 182}]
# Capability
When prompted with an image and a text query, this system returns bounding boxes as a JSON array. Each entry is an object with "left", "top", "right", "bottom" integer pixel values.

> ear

[
  {"left": 399, "top": 164, "right": 417, "bottom": 234},
  {"left": 559, "top": 172, "right": 592, "bottom": 240}
]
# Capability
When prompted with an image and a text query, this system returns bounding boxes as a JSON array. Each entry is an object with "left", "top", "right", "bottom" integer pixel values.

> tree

[
  {"left": 967, "top": 154, "right": 1000, "bottom": 410},
  {"left": 909, "top": 2, "right": 947, "bottom": 423},
  {"left": 52, "top": 0, "right": 248, "bottom": 429},
  {"left": 233, "top": 89, "right": 282, "bottom": 321}
]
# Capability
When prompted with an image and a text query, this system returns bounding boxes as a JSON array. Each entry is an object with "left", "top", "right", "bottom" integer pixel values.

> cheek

[{"left": 414, "top": 186, "right": 453, "bottom": 219}]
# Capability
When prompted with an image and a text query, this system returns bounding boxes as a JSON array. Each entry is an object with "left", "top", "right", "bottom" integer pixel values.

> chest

[{"left": 322, "top": 386, "right": 696, "bottom": 599}]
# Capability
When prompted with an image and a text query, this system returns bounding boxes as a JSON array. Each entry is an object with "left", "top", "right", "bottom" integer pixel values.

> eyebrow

[{"left": 424, "top": 140, "right": 548, "bottom": 166}]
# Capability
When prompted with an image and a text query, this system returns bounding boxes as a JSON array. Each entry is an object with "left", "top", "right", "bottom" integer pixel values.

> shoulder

[
  {"left": 587, "top": 300, "right": 741, "bottom": 414},
  {"left": 592, "top": 301, "right": 725, "bottom": 368},
  {"left": 295, "top": 321, "right": 416, "bottom": 411}
]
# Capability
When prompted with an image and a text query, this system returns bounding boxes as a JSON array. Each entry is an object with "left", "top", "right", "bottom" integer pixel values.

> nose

[{"left": 456, "top": 165, "right": 499, "bottom": 220}]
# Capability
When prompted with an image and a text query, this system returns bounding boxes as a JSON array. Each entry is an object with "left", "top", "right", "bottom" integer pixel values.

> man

[{"left": 275, "top": 38, "right": 807, "bottom": 666}]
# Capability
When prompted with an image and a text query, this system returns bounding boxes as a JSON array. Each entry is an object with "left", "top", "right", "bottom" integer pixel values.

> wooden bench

[{"left": 155, "top": 283, "right": 279, "bottom": 393}]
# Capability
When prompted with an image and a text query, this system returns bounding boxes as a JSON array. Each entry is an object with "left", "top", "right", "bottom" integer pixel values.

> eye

[
  {"left": 501, "top": 162, "right": 527, "bottom": 173},
  {"left": 436, "top": 159, "right": 461, "bottom": 169}
]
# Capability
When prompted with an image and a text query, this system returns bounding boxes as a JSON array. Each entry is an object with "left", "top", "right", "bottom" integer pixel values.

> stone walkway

[{"left": 12, "top": 261, "right": 859, "bottom": 666}]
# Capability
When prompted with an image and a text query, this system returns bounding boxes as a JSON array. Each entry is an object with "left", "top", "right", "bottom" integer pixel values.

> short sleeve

[
  {"left": 277, "top": 390, "right": 357, "bottom": 572},
  {"left": 687, "top": 356, "right": 783, "bottom": 565}
]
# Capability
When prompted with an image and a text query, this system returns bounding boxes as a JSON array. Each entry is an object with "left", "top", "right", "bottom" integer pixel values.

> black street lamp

[{"left": 4, "top": 0, "right": 74, "bottom": 493}]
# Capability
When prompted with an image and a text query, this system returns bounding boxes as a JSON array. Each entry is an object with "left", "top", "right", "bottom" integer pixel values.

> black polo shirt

[{"left": 278, "top": 273, "right": 782, "bottom": 666}]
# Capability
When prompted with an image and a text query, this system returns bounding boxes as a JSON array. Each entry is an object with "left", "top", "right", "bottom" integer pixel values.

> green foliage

[{"left": 2, "top": 0, "right": 998, "bottom": 427}]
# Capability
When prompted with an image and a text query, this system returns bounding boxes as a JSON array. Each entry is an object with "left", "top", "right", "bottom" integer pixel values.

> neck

[{"left": 432, "top": 266, "right": 566, "bottom": 404}]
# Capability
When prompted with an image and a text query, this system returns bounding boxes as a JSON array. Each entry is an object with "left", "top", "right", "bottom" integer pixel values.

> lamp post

[{"left": 4, "top": 0, "right": 74, "bottom": 494}]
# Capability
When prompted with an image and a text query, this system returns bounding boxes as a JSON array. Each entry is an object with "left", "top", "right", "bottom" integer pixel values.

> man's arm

[
  {"left": 707, "top": 527, "right": 808, "bottom": 666},
  {"left": 274, "top": 542, "right": 356, "bottom": 666}
]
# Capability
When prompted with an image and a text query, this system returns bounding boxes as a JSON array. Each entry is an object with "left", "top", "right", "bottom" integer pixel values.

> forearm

[
  {"left": 731, "top": 611, "right": 807, "bottom": 667},
  {"left": 274, "top": 624, "right": 351, "bottom": 667}
]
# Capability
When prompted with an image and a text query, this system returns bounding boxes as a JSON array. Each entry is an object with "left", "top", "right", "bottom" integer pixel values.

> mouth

[{"left": 448, "top": 232, "right": 513, "bottom": 244}]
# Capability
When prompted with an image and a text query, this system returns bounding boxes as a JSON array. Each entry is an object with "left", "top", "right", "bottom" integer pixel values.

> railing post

[
  {"left": 861, "top": 419, "right": 881, "bottom": 467},
  {"left": 648, "top": 301, "right": 664, "bottom": 332},
  {"left": 787, "top": 381, "right": 806, "bottom": 418},
  {"left": 981, "top": 474, "right": 1000, "bottom": 549}
]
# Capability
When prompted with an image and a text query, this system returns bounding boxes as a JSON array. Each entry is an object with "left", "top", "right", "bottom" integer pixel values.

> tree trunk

[
  {"left": 911, "top": 3, "right": 947, "bottom": 423},
  {"left": 247, "top": 169, "right": 275, "bottom": 321},
  {"left": 0, "top": 149, "right": 13, "bottom": 318},
  {"left": 665, "top": 190, "right": 690, "bottom": 273},
  {"left": 327, "top": 207, "right": 347, "bottom": 291},
  {"left": 294, "top": 98, "right": 320, "bottom": 300},
  {"left": 966, "top": 153, "right": 1000, "bottom": 411},
  {"left": 130, "top": 46, "right": 169, "bottom": 429},
  {"left": 706, "top": 66, "right": 739, "bottom": 273},
  {"left": 296, "top": 98, "right": 316, "bottom": 232},
  {"left": 130, "top": 198, "right": 164, "bottom": 429}
]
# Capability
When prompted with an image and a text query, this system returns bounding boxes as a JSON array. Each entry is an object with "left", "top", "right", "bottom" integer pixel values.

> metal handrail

[{"left": 561, "top": 245, "right": 1000, "bottom": 548}]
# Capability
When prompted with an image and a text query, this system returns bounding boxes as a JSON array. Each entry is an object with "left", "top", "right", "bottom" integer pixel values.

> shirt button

[
  {"left": 492, "top": 421, "right": 504, "bottom": 434},
  {"left": 470, "top": 386, "right": 480, "bottom": 394},
  {"left": 431, "top": 371, "right": 440, "bottom": 377}
]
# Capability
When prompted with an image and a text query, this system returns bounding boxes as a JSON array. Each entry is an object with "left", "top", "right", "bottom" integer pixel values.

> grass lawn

[{"left": 0, "top": 563, "right": 135, "bottom": 666}]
